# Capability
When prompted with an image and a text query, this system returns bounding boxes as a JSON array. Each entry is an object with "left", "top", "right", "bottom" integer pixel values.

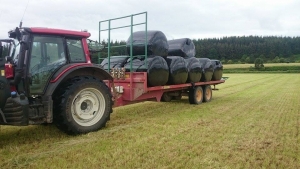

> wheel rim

[
  {"left": 205, "top": 86, "right": 212, "bottom": 100},
  {"left": 71, "top": 88, "right": 105, "bottom": 126},
  {"left": 196, "top": 88, "right": 203, "bottom": 102}
]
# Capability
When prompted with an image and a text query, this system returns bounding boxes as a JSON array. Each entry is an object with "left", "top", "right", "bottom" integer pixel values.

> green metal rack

[{"left": 98, "top": 12, "right": 148, "bottom": 72}]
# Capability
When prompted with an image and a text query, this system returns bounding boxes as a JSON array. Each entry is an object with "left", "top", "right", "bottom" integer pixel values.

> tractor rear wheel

[{"left": 54, "top": 76, "right": 112, "bottom": 134}]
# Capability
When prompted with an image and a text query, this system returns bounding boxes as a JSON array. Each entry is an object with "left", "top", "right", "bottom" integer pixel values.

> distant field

[
  {"left": 223, "top": 63, "right": 300, "bottom": 73},
  {"left": 224, "top": 63, "right": 300, "bottom": 69},
  {"left": 0, "top": 74, "right": 299, "bottom": 168}
]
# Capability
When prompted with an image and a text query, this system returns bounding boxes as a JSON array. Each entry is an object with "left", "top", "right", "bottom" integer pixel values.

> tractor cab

[{"left": 0, "top": 26, "right": 113, "bottom": 131}]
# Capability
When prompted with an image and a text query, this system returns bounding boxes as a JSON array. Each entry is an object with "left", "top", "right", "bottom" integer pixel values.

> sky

[{"left": 0, "top": 0, "right": 300, "bottom": 41}]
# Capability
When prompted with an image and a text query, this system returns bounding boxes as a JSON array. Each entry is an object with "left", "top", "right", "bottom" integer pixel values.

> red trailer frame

[
  {"left": 100, "top": 12, "right": 225, "bottom": 107},
  {"left": 106, "top": 72, "right": 225, "bottom": 107}
]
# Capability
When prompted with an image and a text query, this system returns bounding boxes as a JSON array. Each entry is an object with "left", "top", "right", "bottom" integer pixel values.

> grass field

[
  {"left": 0, "top": 74, "right": 299, "bottom": 168},
  {"left": 223, "top": 63, "right": 300, "bottom": 69}
]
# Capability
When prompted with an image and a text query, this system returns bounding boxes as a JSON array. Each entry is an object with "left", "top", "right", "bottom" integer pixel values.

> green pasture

[
  {"left": 0, "top": 74, "right": 299, "bottom": 168},
  {"left": 223, "top": 63, "right": 300, "bottom": 73}
]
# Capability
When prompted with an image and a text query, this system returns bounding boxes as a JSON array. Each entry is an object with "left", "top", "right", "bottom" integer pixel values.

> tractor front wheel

[{"left": 54, "top": 76, "right": 112, "bottom": 134}]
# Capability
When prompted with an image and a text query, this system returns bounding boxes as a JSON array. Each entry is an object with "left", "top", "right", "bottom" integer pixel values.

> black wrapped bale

[
  {"left": 198, "top": 58, "right": 213, "bottom": 82},
  {"left": 211, "top": 60, "right": 223, "bottom": 81},
  {"left": 168, "top": 38, "right": 196, "bottom": 58},
  {"left": 126, "top": 31, "right": 169, "bottom": 57},
  {"left": 165, "top": 56, "right": 188, "bottom": 84},
  {"left": 185, "top": 57, "right": 202, "bottom": 83},
  {"left": 100, "top": 56, "right": 129, "bottom": 70},
  {"left": 124, "top": 56, "right": 169, "bottom": 86}
]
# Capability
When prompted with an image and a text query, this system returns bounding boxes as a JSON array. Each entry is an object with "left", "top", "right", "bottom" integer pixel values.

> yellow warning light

[{"left": 1, "top": 70, "right": 4, "bottom": 76}]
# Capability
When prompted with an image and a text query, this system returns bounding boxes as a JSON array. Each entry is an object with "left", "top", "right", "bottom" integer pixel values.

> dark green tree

[{"left": 254, "top": 58, "right": 264, "bottom": 69}]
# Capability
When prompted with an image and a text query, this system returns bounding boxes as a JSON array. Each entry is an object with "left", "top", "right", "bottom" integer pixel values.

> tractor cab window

[
  {"left": 66, "top": 39, "right": 86, "bottom": 62},
  {"left": 9, "top": 41, "right": 20, "bottom": 61},
  {"left": 29, "top": 36, "right": 66, "bottom": 94}
]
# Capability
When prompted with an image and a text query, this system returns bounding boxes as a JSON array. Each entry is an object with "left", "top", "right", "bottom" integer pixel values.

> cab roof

[{"left": 23, "top": 27, "right": 91, "bottom": 38}]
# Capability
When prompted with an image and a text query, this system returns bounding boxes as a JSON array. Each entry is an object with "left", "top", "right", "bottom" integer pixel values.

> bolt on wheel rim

[{"left": 71, "top": 88, "right": 105, "bottom": 126}]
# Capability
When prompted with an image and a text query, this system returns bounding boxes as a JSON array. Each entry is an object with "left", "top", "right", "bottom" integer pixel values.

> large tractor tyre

[
  {"left": 203, "top": 85, "right": 212, "bottom": 102},
  {"left": 188, "top": 86, "right": 203, "bottom": 104},
  {"left": 54, "top": 76, "right": 112, "bottom": 135}
]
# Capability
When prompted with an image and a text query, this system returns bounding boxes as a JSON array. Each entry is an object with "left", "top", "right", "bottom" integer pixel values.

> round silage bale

[
  {"left": 211, "top": 59, "right": 223, "bottom": 81},
  {"left": 126, "top": 30, "right": 169, "bottom": 57},
  {"left": 167, "top": 38, "right": 196, "bottom": 58},
  {"left": 165, "top": 56, "right": 188, "bottom": 85},
  {"left": 185, "top": 57, "right": 202, "bottom": 83},
  {"left": 100, "top": 55, "right": 129, "bottom": 70},
  {"left": 198, "top": 58, "right": 213, "bottom": 82},
  {"left": 124, "top": 55, "right": 169, "bottom": 86}
]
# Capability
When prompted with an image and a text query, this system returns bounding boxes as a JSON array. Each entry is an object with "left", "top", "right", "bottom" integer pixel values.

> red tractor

[{"left": 0, "top": 27, "right": 114, "bottom": 134}]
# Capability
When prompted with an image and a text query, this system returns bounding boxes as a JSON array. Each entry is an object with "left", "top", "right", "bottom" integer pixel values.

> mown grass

[
  {"left": 223, "top": 63, "right": 300, "bottom": 73},
  {"left": 0, "top": 74, "right": 299, "bottom": 168},
  {"left": 223, "top": 63, "right": 300, "bottom": 69}
]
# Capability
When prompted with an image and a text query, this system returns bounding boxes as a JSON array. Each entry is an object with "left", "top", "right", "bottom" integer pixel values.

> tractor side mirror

[{"left": 88, "top": 39, "right": 103, "bottom": 53}]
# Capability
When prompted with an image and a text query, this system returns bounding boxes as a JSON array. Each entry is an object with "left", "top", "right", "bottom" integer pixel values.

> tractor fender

[{"left": 44, "top": 63, "right": 112, "bottom": 96}]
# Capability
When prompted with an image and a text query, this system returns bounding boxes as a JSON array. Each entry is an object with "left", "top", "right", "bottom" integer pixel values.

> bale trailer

[{"left": 0, "top": 12, "right": 225, "bottom": 134}]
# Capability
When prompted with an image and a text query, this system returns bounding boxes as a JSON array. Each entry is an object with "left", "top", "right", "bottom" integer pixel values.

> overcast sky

[{"left": 1, "top": 0, "right": 300, "bottom": 41}]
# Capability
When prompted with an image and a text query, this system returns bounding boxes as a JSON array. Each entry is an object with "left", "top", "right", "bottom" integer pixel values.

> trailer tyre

[
  {"left": 188, "top": 86, "right": 203, "bottom": 104},
  {"left": 54, "top": 76, "right": 112, "bottom": 135},
  {"left": 161, "top": 93, "right": 172, "bottom": 102},
  {"left": 203, "top": 85, "right": 212, "bottom": 102},
  {"left": 173, "top": 95, "right": 182, "bottom": 100}
]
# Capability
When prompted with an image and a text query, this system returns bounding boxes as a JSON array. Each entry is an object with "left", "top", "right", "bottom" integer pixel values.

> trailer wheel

[
  {"left": 54, "top": 76, "right": 112, "bottom": 134},
  {"left": 188, "top": 86, "right": 203, "bottom": 104},
  {"left": 173, "top": 95, "right": 182, "bottom": 100},
  {"left": 203, "top": 85, "right": 212, "bottom": 102},
  {"left": 161, "top": 92, "right": 172, "bottom": 102}
]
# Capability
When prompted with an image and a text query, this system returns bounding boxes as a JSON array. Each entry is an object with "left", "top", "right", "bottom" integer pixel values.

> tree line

[
  {"left": 194, "top": 36, "right": 300, "bottom": 64},
  {"left": 2, "top": 36, "right": 300, "bottom": 64},
  {"left": 96, "top": 36, "right": 300, "bottom": 64}
]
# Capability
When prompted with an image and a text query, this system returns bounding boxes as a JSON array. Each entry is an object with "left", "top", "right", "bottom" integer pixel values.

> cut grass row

[
  {"left": 223, "top": 63, "right": 300, "bottom": 69},
  {"left": 0, "top": 74, "right": 299, "bottom": 168},
  {"left": 223, "top": 63, "right": 300, "bottom": 73}
]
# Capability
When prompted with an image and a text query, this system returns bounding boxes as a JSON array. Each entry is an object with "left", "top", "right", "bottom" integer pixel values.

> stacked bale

[
  {"left": 198, "top": 58, "right": 214, "bottom": 82},
  {"left": 165, "top": 56, "right": 188, "bottom": 84},
  {"left": 167, "top": 38, "right": 199, "bottom": 83},
  {"left": 124, "top": 55, "right": 169, "bottom": 87},
  {"left": 126, "top": 30, "right": 169, "bottom": 57},
  {"left": 211, "top": 60, "right": 223, "bottom": 81},
  {"left": 103, "top": 32, "right": 223, "bottom": 87},
  {"left": 167, "top": 38, "right": 196, "bottom": 58},
  {"left": 100, "top": 55, "right": 129, "bottom": 70},
  {"left": 185, "top": 57, "right": 202, "bottom": 83}
]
